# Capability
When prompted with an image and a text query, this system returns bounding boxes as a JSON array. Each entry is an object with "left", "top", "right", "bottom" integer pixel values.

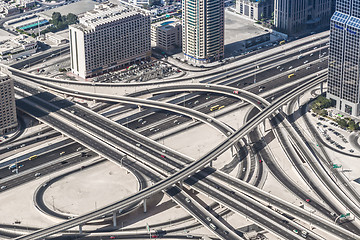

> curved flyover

[
  {"left": 14, "top": 76, "right": 270, "bottom": 136},
  {"left": 14, "top": 72, "right": 328, "bottom": 240}
]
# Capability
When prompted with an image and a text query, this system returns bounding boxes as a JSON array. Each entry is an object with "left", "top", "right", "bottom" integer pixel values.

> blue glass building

[{"left": 327, "top": 0, "right": 360, "bottom": 115}]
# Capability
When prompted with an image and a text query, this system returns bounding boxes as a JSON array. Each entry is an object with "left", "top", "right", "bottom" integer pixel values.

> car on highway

[
  {"left": 1, "top": 186, "right": 6, "bottom": 190},
  {"left": 35, "top": 173, "right": 41, "bottom": 177},
  {"left": 206, "top": 217, "right": 212, "bottom": 222},
  {"left": 185, "top": 197, "right": 191, "bottom": 203},
  {"left": 8, "top": 164, "right": 16, "bottom": 170},
  {"left": 259, "top": 159, "right": 262, "bottom": 163},
  {"left": 233, "top": 90, "right": 239, "bottom": 94},
  {"left": 209, "top": 223, "right": 217, "bottom": 230},
  {"left": 110, "top": 236, "right": 115, "bottom": 239},
  {"left": 304, "top": 60, "right": 309, "bottom": 64},
  {"left": 305, "top": 198, "right": 311, "bottom": 203},
  {"left": 293, "top": 229, "right": 299, "bottom": 233},
  {"left": 60, "top": 151, "right": 65, "bottom": 155}
]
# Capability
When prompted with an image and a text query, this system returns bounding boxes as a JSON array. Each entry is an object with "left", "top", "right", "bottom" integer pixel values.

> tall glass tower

[
  {"left": 327, "top": 0, "right": 360, "bottom": 115},
  {"left": 182, "top": 0, "right": 224, "bottom": 63},
  {"left": 274, "top": 0, "right": 331, "bottom": 34}
]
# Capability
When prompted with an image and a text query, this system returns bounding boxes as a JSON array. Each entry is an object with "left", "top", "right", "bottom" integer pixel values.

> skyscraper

[
  {"left": 182, "top": 0, "right": 224, "bottom": 63},
  {"left": 274, "top": 0, "right": 331, "bottom": 34},
  {"left": 327, "top": 0, "right": 360, "bottom": 115},
  {"left": 0, "top": 73, "right": 17, "bottom": 135}
]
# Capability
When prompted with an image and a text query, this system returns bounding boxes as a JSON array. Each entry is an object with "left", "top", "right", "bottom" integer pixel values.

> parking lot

[
  {"left": 313, "top": 115, "right": 354, "bottom": 152},
  {"left": 92, "top": 60, "right": 181, "bottom": 83}
]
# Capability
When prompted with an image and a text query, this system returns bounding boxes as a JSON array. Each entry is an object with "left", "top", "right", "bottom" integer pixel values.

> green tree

[
  {"left": 66, "top": 13, "right": 78, "bottom": 25},
  {"left": 319, "top": 109, "right": 328, "bottom": 117},
  {"left": 336, "top": 118, "right": 348, "bottom": 128},
  {"left": 52, "top": 12, "right": 62, "bottom": 25},
  {"left": 348, "top": 119, "right": 359, "bottom": 131}
]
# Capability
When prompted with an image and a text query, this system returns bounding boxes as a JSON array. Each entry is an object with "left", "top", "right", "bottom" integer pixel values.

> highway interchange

[{"left": 1, "top": 31, "right": 360, "bottom": 240}]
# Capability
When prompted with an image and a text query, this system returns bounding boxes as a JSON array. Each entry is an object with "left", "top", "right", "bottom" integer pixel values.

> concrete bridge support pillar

[
  {"left": 143, "top": 199, "right": 147, "bottom": 213},
  {"left": 138, "top": 105, "right": 142, "bottom": 112},
  {"left": 263, "top": 118, "right": 271, "bottom": 132},
  {"left": 320, "top": 82, "right": 323, "bottom": 95},
  {"left": 79, "top": 224, "right": 83, "bottom": 234},
  {"left": 209, "top": 160, "right": 213, "bottom": 167},
  {"left": 113, "top": 211, "right": 117, "bottom": 227}
]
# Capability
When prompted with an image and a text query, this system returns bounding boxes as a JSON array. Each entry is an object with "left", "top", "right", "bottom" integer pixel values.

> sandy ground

[
  {"left": 0, "top": 160, "right": 137, "bottom": 229},
  {"left": 43, "top": 161, "right": 138, "bottom": 216}
]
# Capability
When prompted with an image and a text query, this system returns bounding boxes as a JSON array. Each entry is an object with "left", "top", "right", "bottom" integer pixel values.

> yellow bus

[
  {"left": 279, "top": 40, "right": 286, "bottom": 45},
  {"left": 210, "top": 105, "right": 220, "bottom": 111},
  {"left": 218, "top": 105, "right": 225, "bottom": 110},
  {"left": 288, "top": 74, "right": 295, "bottom": 79},
  {"left": 29, "top": 155, "right": 38, "bottom": 161}
]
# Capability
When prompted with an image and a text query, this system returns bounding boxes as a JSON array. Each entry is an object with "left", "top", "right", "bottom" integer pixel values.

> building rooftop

[
  {"left": 0, "top": 35, "right": 36, "bottom": 56},
  {"left": 0, "top": 73, "right": 10, "bottom": 83},
  {"left": 71, "top": 3, "right": 144, "bottom": 32},
  {"left": 152, "top": 18, "right": 181, "bottom": 28},
  {"left": 39, "top": 0, "right": 97, "bottom": 20}
]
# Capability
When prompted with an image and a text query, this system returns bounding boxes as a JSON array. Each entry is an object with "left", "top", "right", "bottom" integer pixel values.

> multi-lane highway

[
  {"left": 2, "top": 31, "right": 358, "bottom": 239},
  {"left": 12, "top": 72, "right": 331, "bottom": 240}
]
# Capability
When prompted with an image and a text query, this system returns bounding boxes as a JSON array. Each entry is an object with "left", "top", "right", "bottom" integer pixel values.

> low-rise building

[
  {"left": 0, "top": 35, "right": 37, "bottom": 59},
  {"left": 236, "top": 0, "right": 273, "bottom": 20},
  {"left": 151, "top": 19, "right": 181, "bottom": 51},
  {"left": 0, "top": 73, "right": 17, "bottom": 135},
  {"left": 16, "top": 0, "right": 36, "bottom": 9},
  {"left": 45, "top": 32, "right": 68, "bottom": 45},
  {"left": 0, "top": 5, "right": 20, "bottom": 17}
]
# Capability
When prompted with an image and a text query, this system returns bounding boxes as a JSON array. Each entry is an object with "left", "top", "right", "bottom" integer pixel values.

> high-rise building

[
  {"left": 0, "top": 73, "right": 17, "bottom": 135},
  {"left": 236, "top": 0, "right": 273, "bottom": 21},
  {"left": 327, "top": 0, "right": 360, "bottom": 115},
  {"left": 69, "top": 3, "right": 151, "bottom": 79},
  {"left": 182, "top": 0, "right": 224, "bottom": 63},
  {"left": 274, "top": 0, "right": 332, "bottom": 34}
]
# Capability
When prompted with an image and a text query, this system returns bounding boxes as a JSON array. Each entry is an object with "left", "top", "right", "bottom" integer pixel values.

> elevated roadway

[{"left": 14, "top": 73, "right": 328, "bottom": 240}]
